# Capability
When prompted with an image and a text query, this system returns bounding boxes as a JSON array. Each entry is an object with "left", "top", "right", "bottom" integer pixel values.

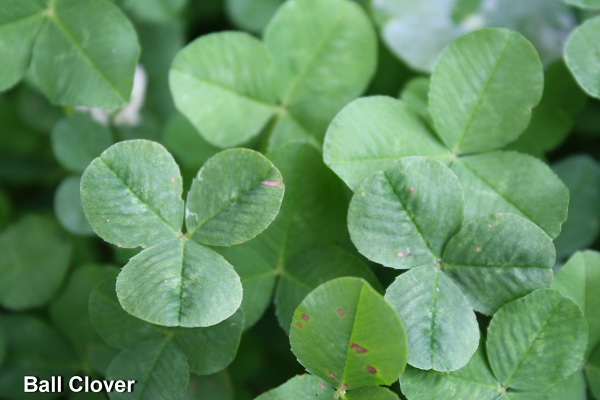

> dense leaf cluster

[{"left": 1, "top": 0, "right": 600, "bottom": 399}]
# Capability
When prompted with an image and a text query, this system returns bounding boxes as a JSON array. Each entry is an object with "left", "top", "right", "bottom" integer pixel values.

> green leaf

[
  {"left": 30, "top": 0, "right": 140, "bottom": 107},
  {"left": 49, "top": 264, "right": 119, "bottom": 360},
  {"left": 345, "top": 386, "right": 400, "bottom": 400},
  {"left": 442, "top": 213, "right": 555, "bottom": 315},
  {"left": 290, "top": 277, "right": 407, "bottom": 390},
  {"left": 184, "top": 371, "right": 234, "bottom": 400},
  {"left": 264, "top": 0, "right": 377, "bottom": 140},
  {"left": 255, "top": 374, "right": 335, "bottom": 400},
  {"left": 275, "top": 245, "right": 381, "bottom": 333},
  {"left": 399, "top": 77, "right": 432, "bottom": 123},
  {"left": 225, "top": 0, "right": 284, "bottom": 33},
  {"left": 185, "top": 148, "right": 284, "bottom": 246},
  {"left": 116, "top": 238, "right": 242, "bottom": 327},
  {"left": 506, "top": 61, "right": 587, "bottom": 157},
  {"left": 81, "top": 140, "right": 184, "bottom": 249},
  {"left": 348, "top": 157, "right": 464, "bottom": 269},
  {"left": 486, "top": 289, "right": 588, "bottom": 391},
  {"left": 565, "top": 16, "right": 600, "bottom": 99},
  {"left": 430, "top": 28, "right": 543, "bottom": 153},
  {"left": 0, "top": 0, "right": 46, "bottom": 91},
  {"left": 0, "top": 315, "right": 78, "bottom": 400},
  {"left": 264, "top": 0, "right": 377, "bottom": 142},
  {"left": 54, "top": 176, "right": 94, "bottom": 235},
  {"left": 385, "top": 266, "right": 479, "bottom": 372},
  {"left": 106, "top": 339, "right": 189, "bottom": 400},
  {"left": 553, "top": 250, "right": 600, "bottom": 357},
  {"left": 587, "top": 346, "right": 600, "bottom": 399},
  {"left": 170, "top": 32, "right": 277, "bottom": 148},
  {"left": 400, "top": 343, "right": 501, "bottom": 400},
  {"left": 0, "top": 316, "right": 5, "bottom": 368},
  {"left": 51, "top": 113, "right": 113, "bottom": 173},
  {"left": 91, "top": 279, "right": 243, "bottom": 376},
  {"left": 324, "top": 96, "right": 450, "bottom": 191},
  {"left": 450, "top": 151, "right": 569, "bottom": 239},
  {"left": 552, "top": 156, "right": 600, "bottom": 258},
  {"left": 0, "top": 215, "right": 71, "bottom": 310},
  {"left": 565, "top": 0, "right": 600, "bottom": 9},
  {"left": 218, "top": 142, "right": 348, "bottom": 327},
  {"left": 539, "top": 370, "right": 587, "bottom": 400}
]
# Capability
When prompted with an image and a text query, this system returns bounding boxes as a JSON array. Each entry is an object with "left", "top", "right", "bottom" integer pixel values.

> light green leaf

[
  {"left": 348, "top": 157, "right": 464, "bottom": 269},
  {"left": 539, "top": 371, "right": 587, "bottom": 400},
  {"left": 0, "top": 215, "right": 71, "bottom": 310},
  {"left": 487, "top": 289, "right": 588, "bottom": 391},
  {"left": 275, "top": 245, "right": 381, "bottom": 333},
  {"left": 106, "top": 339, "right": 189, "bottom": 400},
  {"left": 255, "top": 374, "right": 335, "bottom": 400},
  {"left": 51, "top": 113, "right": 113, "bottom": 173},
  {"left": 385, "top": 266, "right": 479, "bottom": 371},
  {"left": 81, "top": 140, "right": 184, "bottom": 249},
  {"left": 451, "top": 151, "right": 569, "bottom": 239},
  {"left": 226, "top": 0, "right": 284, "bottom": 33},
  {"left": 400, "top": 343, "right": 501, "bottom": 400},
  {"left": 90, "top": 279, "right": 243, "bottom": 375},
  {"left": 430, "top": 28, "right": 543, "bottom": 153},
  {"left": 587, "top": 346, "right": 600, "bottom": 399},
  {"left": 218, "top": 142, "right": 347, "bottom": 327},
  {"left": 553, "top": 250, "right": 600, "bottom": 357},
  {"left": 443, "top": 213, "right": 555, "bottom": 315},
  {"left": 324, "top": 96, "right": 450, "bottom": 191},
  {"left": 0, "top": 316, "right": 78, "bottom": 400},
  {"left": 49, "top": 264, "right": 118, "bottom": 360},
  {"left": 552, "top": 156, "right": 600, "bottom": 258},
  {"left": 345, "top": 386, "right": 400, "bottom": 400},
  {"left": 0, "top": 0, "right": 45, "bottom": 91},
  {"left": 31, "top": 0, "right": 140, "bottom": 108},
  {"left": 399, "top": 77, "right": 432, "bottom": 123},
  {"left": 565, "top": 16, "right": 600, "bottom": 99},
  {"left": 264, "top": 0, "right": 377, "bottom": 139},
  {"left": 290, "top": 277, "right": 407, "bottom": 390},
  {"left": 565, "top": 0, "right": 600, "bottom": 9},
  {"left": 54, "top": 176, "right": 94, "bottom": 235},
  {"left": 185, "top": 148, "right": 284, "bottom": 246},
  {"left": 170, "top": 32, "right": 277, "bottom": 148},
  {"left": 117, "top": 238, "right": 242, "bottom": 327}
]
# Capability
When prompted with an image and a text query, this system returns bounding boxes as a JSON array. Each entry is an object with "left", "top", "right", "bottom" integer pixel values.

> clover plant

[{"left": 0, "top": 0, "right": 599, "bottom": 399}]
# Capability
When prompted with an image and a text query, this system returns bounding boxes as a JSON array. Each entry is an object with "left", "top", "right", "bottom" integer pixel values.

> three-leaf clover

[
  {"left": 169, "top": 0, "right": 377, "bottom": 149},
  {"left": 349, "top": 157, "right": 555, "bottom": 371},
  {"left": 80, "top": 139, "right": 284, "bottom": 327}
]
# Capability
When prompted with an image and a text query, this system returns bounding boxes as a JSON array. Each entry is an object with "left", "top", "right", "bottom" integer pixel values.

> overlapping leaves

[
  {"left": 325, "top": 28, "right": 568, "bottom": 240},
  {"left": 80, "top": 140, "right": 284, "bottom": 327},
  {"left": 169, "top": 0, "right": 377, "bottom": 149},
  {"left": 349, "top": 157, "right": 555, "bottom": 372}
]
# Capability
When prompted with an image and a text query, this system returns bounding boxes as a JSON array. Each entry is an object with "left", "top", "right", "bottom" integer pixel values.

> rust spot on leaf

[
  {"left": 366, "top": 365, "right": 377, "bottom": 374},
  {"left": 350, "top": 342, "right": 368, "bottom": 354},
  {"left": 476, "top": 246, "right": 481, "bottom": 252},
  {"left": 262, "top": 180, "right": 282, "bottom": 187},
  {"left": 341, "top": 383, "right": 349, "bottom": 389},
  {"left": 397, "top": 251, "right": 404, "bottom": 258},
  {"left": 171, "top": 177, "right": 175, "bottom": 183},
  {"left": 319, "top": 382, "right": 325, "bottom": 390},
  {"left": 328, "top": 371, "right": 336, "bottom": 380},
  {"left": 409, "top": 186, "right": 415, "bottom": 193},
  {"left": 296, "top": 322, "right": 302, "bottom": 328},
  {"left": 337, "top": 308, "right": 345, "bottom": 317},
  {"left": 301, "top": 313, "right": 310, "bottom": 321}
]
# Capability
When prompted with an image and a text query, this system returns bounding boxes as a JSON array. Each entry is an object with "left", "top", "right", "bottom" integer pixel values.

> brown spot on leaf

[
  {"left": 296, "top": 322, "right": 302, "bottom": 328},
  {"left": 350, "top": 342, "right": 368, "bottom": 354},
  {"left": 318, "top": 382, "right": 325, "bottom": 390},
  {"left": 366, "top": 365, "right": 377, "bottom": 374},
  {"left": 341, "top": 383, "right": 349, "bottom": 389},
  {"left": 337, "top": 308, "right": 345, "bottom": 317},
  {"left": 262, "top": 180, "right": 282, "bottom": 187},
  {"left": 328, "top": 371, "right": 336, "bottom": 380},
  {"left": 301, "top": 313, "right": 310, "bottom": 321}
]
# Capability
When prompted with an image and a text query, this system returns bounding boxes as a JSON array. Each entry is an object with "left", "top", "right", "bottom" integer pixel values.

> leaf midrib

[
  {"left": 100, "top": 157, "right": 179, "bottom": 235},
  {"left": 340, "top": 283, "right": 366, "bottom": 386},
  {"left": 132, "top": 339, "right": 170, "bottom": 400},
  {"left": 451, "top": 34, "right": 513, "bottom": 153}
]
